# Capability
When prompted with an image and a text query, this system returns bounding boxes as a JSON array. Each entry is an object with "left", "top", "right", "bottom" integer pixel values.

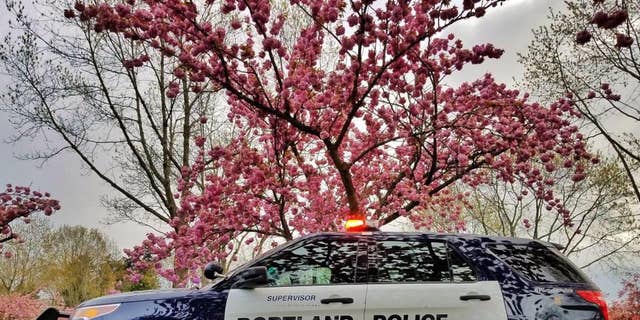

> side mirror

[
  {"left": 36, "top": 308, "right": 70, "bottom": 320},
  {"left": 204, "top": 262, "right": 224, "bottom": 280},
  {"left": 232, "top": 266, "right": 268, "bottom": 289}
]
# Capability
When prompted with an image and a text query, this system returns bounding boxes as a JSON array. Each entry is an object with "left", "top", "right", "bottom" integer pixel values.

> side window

[
  {"left": 374, "top": 240, "right": 449, "bottom": 282},
  {"left": 257, "top": 239, "right": 359, "bottom": 286},
  {"left": 374, "top": 240, "right": 477, "bottom": 283},
  {"left": 488, "top": 243, "right": 589, "bottom": 284},
  {"left": 450, "top": 247, "right": 477, "bottom": 282}
]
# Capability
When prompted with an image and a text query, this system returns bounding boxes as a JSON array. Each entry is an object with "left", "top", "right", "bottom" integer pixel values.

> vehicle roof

[{"left": 300, "top": 231, "right": 563, "bottom": 249}]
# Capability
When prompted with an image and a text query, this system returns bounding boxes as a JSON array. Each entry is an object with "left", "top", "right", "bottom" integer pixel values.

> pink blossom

[
  {"left": 166, "top": 82, "right": 180, "bottom": 98},
  {"left": 0, "top": 294, "right": 44, "bottom": 319},
  {"left": 1, "top": 184, "right": 60, "bottom": 255},
  {"left": 576, "top": 30, "right": 591, "bottom": 45},
  {"left": 64, "top": 9, "right": 76, "bottom": 18},
  {"left": 174, "top": 68, "right": 186, "bottom": 78},
  {"left": 194, "top": 136, "right": 206, "bottom": 147},
  {"left": 615, "top": 33, "right": 634, "bottom": 48}
]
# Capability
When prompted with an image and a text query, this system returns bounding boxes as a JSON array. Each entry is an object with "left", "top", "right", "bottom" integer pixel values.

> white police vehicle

[{"left": 38, "top": 219, "right": 608, "bottom": 320}]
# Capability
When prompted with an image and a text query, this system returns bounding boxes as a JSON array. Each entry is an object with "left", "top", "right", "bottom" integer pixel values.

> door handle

[
  {"left": 321, "top": 297, "right": 354, "bottom": 304},
  {"left": 459, "top": 294, "right": 491, "bottom": 301}
]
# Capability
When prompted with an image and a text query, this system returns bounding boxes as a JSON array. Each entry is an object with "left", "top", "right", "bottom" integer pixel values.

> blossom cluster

[
  {"left": 609, "top": 274, "right": 640, "bottom": 320},
  {"left": 0, "top": 294, "right": 44, "bottom": 320},
  {"left": 0, "top": 184, "right": 60, "bottom": 255},
  {"left": 576, "top": 1, "right": 632, "bottom": 48}
]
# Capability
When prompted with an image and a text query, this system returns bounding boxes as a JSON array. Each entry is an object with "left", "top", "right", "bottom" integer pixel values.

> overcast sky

[{"left": 0, "top": 0, "right": 627, "bottom": 297}]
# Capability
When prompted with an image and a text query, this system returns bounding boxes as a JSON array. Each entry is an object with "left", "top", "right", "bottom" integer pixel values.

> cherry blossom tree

[
  {"left": 609, "top": 274, "right": 640, "bottom": 320},
  {"left": 0, "top": 184, "right": 60, "bottom": 257},
  {"left": 0, "top": 293, "right": 44, "bottom": 320},
  {"left": 69, "top": 0, "right": 595, "bottom": 284}
]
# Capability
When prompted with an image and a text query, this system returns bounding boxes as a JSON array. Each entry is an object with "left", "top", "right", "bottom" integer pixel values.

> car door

[
  {"left": 225, "top": 235, "right": 367, "bottom": 320},
  {"left": 364, "top": 235, "right": 508, "bottom": 320}
]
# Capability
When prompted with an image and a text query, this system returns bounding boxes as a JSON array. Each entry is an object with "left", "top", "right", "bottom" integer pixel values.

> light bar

[
  {"left": 344, "top": 214, "right": 378, "bottom": 232},
  {"left": 345, "top": 218, "right": 366, "bottom": 231}
]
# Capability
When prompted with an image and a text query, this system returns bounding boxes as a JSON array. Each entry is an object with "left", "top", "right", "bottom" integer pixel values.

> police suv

[{"left": 41, "top": 219, "right": 609, "bottom": 320}]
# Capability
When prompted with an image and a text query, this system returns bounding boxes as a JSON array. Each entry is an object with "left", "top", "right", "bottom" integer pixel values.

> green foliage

[
  {"left": 40, "top": 226, "right": 120, "bottom": 307},
  {"left": 0, "top": 221, "right": 159, "bottom": 308},
  {"left": 110, "top": 259, "right": 159, "bottom": 292},
  {"left": 0, "top": 218, "right": 51, "bottom": 295}
]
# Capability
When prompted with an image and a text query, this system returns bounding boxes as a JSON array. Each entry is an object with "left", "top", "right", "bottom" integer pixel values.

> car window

[
  {"left": 449, "top": 246, "right": 477, "bottom": 282},
  {"left": 488, "top": 243, "right": 589, "bottom": 283},
  {"left": 257, "top": 238, "right": 359, "bottom": 286},
  {"left": 373, "top": 240, "right": 477, "bottom": 283}
]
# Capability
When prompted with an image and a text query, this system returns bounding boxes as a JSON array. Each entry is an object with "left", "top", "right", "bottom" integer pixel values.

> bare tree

[
  {"left": 464, "top": 157, "right": 640, "bottom": 269},
  {"left": 520, "top": 0, "right": 640, "bottom": 202},
  {"left": 0, "top": 0, "right": 231, "bottom": 230}
]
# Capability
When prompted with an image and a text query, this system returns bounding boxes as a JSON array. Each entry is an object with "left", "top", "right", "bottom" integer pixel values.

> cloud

[{"left": 447, "top": 0, "right": 564, "bottom": 86}]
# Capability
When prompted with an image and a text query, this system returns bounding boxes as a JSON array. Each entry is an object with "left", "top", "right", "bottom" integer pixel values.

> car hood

[{"left": 78, "top": 288, "right": 198, "bottom": 307}]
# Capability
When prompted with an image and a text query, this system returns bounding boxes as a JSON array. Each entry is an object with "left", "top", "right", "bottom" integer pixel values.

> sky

[{"left": 0, "top": 0, "right": 629, "bottom": 298}]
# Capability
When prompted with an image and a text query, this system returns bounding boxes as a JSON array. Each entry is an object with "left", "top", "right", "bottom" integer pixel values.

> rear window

[{"left": 488, "top": 243, "right": 589, "bottom": 284}]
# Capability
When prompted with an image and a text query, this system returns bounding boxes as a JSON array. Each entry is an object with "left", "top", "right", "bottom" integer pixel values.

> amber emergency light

[{"left": 344, "top": 215, "right": 378, "bottom": 232}]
